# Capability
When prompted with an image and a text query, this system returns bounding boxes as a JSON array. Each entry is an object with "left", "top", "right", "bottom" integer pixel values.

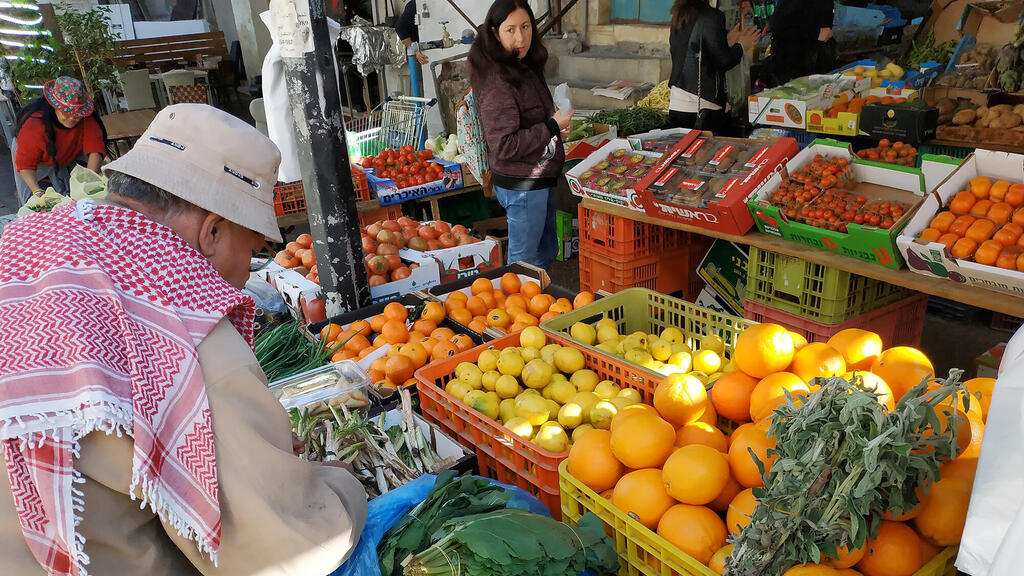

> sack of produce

[{"left": 68, "top": 164, "right": 107, "bottom": 201}]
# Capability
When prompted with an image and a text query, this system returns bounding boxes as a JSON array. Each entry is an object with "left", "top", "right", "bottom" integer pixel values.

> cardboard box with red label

[
  {"left": 634, "top": 132, "right": 799, "bottom": 235},
  {"left": 414, "top": 236, "right": 503, "bottom": 283},
  {"left": 564, "top": 139, "right": 663, "bottom": 212},
  {"left": 256, "top": 261, "right": 327, "bottom": 323}
]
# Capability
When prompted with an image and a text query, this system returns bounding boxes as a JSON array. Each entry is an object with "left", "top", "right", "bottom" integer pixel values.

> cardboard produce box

[
  {"left": 256, "top": 261, "right": 326, "bottom": 323},
  {"left": 749, "top": 75, "right": 870, "bottom": 130},
  {"left": 697, "top": 239, "right": 749, "bottom": 316},
  {"left": 897, "top": 149, "right": 1024, "bottom": 295},
  {"left": 367, "top": 159, "right": 463, "bottom": 205},
  {"left": 555, "top": 209, "right": 578, "bottom": 262},
  {"left": 748, "top": 140, "right": 960, "bottom": 269},
  {"left": 859, "top": 102, "right": 940, "bottom": 144},
  {"left": 635, "top": 133, "right": 799, "bottom": 235},
  {"left": 370, "top": 250, "right": 441, "bottom": 303},
  {"left": 416, "top": 237, "right": 502, "bottom": 283},
  {"left": 564, "top": 138, "right": 663, "bottom": 212},
  {"left": 564, "top": 122, "right": 617, "bottom": 162}
]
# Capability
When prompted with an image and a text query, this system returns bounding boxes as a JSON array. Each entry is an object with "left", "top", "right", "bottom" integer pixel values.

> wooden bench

[{"left": 112, "top": 31, "right": 228, "bottom": 71}]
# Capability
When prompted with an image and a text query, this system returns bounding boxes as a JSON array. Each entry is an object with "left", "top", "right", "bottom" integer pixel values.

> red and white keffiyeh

[{"left": 0, "top": 199, "right": 255, "bottom": 576}]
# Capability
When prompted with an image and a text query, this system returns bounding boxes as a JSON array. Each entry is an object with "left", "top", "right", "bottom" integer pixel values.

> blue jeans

[{"left": 493, "top": 185, "right": 558, "bottom": 269}]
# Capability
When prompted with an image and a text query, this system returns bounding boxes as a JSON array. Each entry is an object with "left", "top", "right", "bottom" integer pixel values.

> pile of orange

[
  {"left": 442, "top": 272, "right": 594, "bottom": 335},
  {"left": 566, "top": 323, "right": 988, "bottom": 575},
  {"left": 918, "top": 176, "right": 1024, "bottom": 271},
  {"left": 273, "top": 233, "right": 320, "bottom": 283},
  {"left": 318, "top": 300, "right": 476, "bottom": 389}
]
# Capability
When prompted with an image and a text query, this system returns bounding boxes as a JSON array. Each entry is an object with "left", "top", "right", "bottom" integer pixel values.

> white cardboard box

[{"left": 564, "top": 138, "right": 662, "bottom": 212}]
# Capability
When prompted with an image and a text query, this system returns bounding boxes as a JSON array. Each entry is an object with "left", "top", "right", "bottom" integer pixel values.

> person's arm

[
  {"left": 17, "top": 170, "right": 41, "bottom": 195},
  {"left": 80, "top": 117, "right": 105, "bottom": 173},
  {"left": 86, "top": 153, "right": 102, "bottom": 173},
  {"left": 702, "top": 12, "right": 745, "bottom": 70},
  {"left": 14, "top": 118, "right": 45, "bottom": 194}
]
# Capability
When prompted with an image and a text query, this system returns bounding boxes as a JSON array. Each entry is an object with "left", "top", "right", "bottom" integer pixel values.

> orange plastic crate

[
  {"left": 358, "top": 204, "right": 403, "bottom": 227},
  {"left": 351, "top": 164, "right": 370, "bottom": 201},
  {"left": 578, "top": 237, "right": 712, "bottom": 299},
  {"left": 578, "top": 204, "right": 691, "bottom": 258},
  {"left": 414, "top": 331, "right": 664, "bottom": 518},
  {"left": 743, "top": 293, "right": 928, "bottom": 347},
  {"left": 273, "top": 182, "right": 305, "bottom": 216}
]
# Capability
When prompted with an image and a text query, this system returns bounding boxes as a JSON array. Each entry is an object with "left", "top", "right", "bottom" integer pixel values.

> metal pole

[{"left": 276, "top": 0, "right": 370, "bottom": 315}]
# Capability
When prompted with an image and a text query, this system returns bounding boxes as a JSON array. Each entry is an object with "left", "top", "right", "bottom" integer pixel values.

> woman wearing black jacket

[
  {"left": 767, "top": 0, "right": 835, "bottom": 85},
  {"left": 668, "top": 0, "right": 759, "bottom": 133}
]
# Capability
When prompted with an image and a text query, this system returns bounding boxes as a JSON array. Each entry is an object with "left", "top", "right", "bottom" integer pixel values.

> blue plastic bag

[{"left": 329, "top": 474, "right": 551, "bottom": 576}]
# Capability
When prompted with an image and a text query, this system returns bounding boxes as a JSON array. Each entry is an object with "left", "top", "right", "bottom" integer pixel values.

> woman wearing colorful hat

[{"left": 11, "top": 76, "right": 107, "bottom": 203}]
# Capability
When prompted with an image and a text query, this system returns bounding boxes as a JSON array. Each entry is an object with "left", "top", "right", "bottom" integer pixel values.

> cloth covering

[{"left": 0, "top": 199, "right": 253, "bottom": 575}]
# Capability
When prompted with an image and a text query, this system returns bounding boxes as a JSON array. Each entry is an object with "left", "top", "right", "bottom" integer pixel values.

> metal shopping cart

[{"left": 343, "top": 94, "right": 437, "bottom": 159}]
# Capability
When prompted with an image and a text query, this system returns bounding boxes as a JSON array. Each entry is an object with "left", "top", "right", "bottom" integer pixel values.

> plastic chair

[
  {"left": 250, "top": 98, "right": 268, "bottom": 136},
  {"left": 211, "top": 59, "right": 241, "bottom": 110},
  {"left": 118, "top": 69, "right": 156, "bottom": 111},
  {"left": 162, "top": 70, "right": 208, "bottom": 105}
]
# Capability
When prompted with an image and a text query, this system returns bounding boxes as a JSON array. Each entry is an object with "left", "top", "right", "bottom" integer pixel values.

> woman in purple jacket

[{"left": 469, "top": 0, "right": 573, "bottom": 269}]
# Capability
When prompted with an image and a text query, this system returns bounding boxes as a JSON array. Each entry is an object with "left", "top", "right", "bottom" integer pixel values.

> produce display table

[
  {"left": 581, "top": 198, "right": 1024, "bottom": 317},
  {"left": 274, "top": 184, "right": 485, "bottom": 229},
  {"left": 925, "top": 138, "right": 1024, "bottom": 155}
]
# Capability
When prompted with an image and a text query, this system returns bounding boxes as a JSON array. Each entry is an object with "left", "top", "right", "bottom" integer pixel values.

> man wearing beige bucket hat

[{"left": 0, "top": 104, "right": 367, "bottom": 576}]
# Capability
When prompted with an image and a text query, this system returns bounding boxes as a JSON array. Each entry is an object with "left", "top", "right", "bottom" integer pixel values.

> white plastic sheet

[{"left": 553, "top": 82, "right": 572, "bottom": 115}]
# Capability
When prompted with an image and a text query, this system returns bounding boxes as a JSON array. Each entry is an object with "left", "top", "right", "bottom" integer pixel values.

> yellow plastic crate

[{"left": 560, "top": 460, "right": 958, "bottom": 576}]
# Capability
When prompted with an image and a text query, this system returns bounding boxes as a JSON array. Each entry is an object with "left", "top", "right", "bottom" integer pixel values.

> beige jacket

[{"left": 0, "top": 318, "right": 368, "bottom": 575}]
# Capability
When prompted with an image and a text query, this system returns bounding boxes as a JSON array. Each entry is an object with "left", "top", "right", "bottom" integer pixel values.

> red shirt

[{"left": 15, "top": 113, "right": 105, "bottom": 171}]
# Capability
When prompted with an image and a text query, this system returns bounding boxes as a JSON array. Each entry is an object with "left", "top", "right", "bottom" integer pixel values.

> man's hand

[
  {"left": 818, "top": 27, "right": 833, "bottom": 42},
  {"left": 727, "top": 23, "right": 741, "bottom": 46},
  {"left": 415, "top": 50, "right": 428, "bottom": 65},
  {"left": 738, "top": 27, "right": 761, "bottom": 52},
  {"left": 291, "top": 432, "right": 306, "bottom": 457},
  {"left": 553, "top": 108, "right": 574, "bottom": 133}
]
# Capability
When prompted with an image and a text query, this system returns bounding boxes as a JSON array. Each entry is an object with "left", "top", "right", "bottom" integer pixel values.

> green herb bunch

[{"left": 726, "top": 371, "right": 969, "bottom": 576}]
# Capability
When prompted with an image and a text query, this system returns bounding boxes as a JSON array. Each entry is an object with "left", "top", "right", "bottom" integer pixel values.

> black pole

[{"left": 279, "top": 0, "right": 370, "bottom": 315}]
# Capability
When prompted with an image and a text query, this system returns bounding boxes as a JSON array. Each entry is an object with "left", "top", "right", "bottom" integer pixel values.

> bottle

[{"left": 740, "top": 1, "right": 755, "bottom": 29}]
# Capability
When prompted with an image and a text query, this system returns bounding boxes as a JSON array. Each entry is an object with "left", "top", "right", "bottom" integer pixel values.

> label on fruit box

[
  {"left": 653, "top": 167, "right": 679, "bottom": 188},
  {"left": 679, "top": 178, "right": 706, "bottom": 191},
  {"left": 708, "top": 145, "right": 736, "bottom": 166},
  {"left": 681, "top": 139, "right": 707, "bottom": 158},
  {"left": 715, "top": 178, "right": 742, "bottom": 199},
  {"left": 744, "top": 146, "right": 770, "bottom": 168}
]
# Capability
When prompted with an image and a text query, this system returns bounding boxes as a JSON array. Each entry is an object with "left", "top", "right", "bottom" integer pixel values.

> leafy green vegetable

[
  {"left": 726, "top": 371, "right": 969, "bottom": 576},
  {"left": 586, "top": 107, "right": 666, "bottom": 136},
  {"left": 401, "top": 509, "right": 618, "bottom": 576}
]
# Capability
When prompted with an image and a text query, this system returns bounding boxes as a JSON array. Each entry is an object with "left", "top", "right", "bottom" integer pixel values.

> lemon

[
  {"left": 554, "top": 347, "right": 585, "bottom": 373},
  {"left": 534, "top": 422, "right": 569, "bottom": 452},
  {"left": 520, "top": 346, "right": 540, "bottom": 363},
  {"left": 495, "top": 374, "right": 521, "bottom": 399},
  {"left": 596, "top": 325, "right": 620, "bottom": 344},
  {"left": 661, "top": 327, "right": 685, "bottom": 345},
  {"left": 558, "top": 402, "right": 585, "bottom": 429},
  {"left": 463, "top": 389, "right": 486, "bottom": 405},
  {"left": 456, "top": 362, "right": 483, "bottom": 389},
  {"left": 569, "top": 391, "right": 600, "bottom": 422},
  {"left": 497, "top": 350, "right": 525, "bottom": 377},
  {"left": 520, "top": 326, "right": 546, "bottom": 349},
  {"left": 550, "top": 373, "right": 569, "bottom": 385},
  {"left": 545, "top": 399, "right": 561, "bottom": 421},
  {"left": 617, "top": 388, "right": 642, "bottom": 403},
  {"left": 609, "top": 396, "right": 637, "bottom": 411},
  {"left": 571, "top": 423, "right": 595, "bottom": 443},
  {"left": 504, "top": 416, "right": 534, "bottom": 439},
  {"left": 515, "top": 394, "right": 550, "bottom": 426},
  {"left": 649, "top": 338, "right": 673, "bottom": 361},
  {"left": 476, "top": 349, "right": 501, "bottom": 373},
  {"left": 471, "top": 394, "right": 500, "bottom": 420},
  {"left": 547, "top": 378, "right": 577, "bottom": 404},
  {"left": 570, "top": 322, "right": 598, "bottom": 345},
  {"left": 521, "top": 388, "right": 540, "bottom": 396},
  {"left": 594, "top": 380, "right": 621, "bottom": 400},
  {"left": 589, "top": 400, "right": 618, "bottom": 430},
  {"left": 570, "top": 369, "right": 599, "bottom": 392},
  {"left": 667, "top": 350, "right": 693, "bottom": 372},
  {"left": 624, "top": 348, "right": 654, "bottom": 368},
  {"left": 540, "top": 344, "right": 562, "bottom": 365},
  {"left": 700, "top": 334, "right": 726, "bottom": 355},
  {"left": 619, "top": 334, "right": 647, "bottom": 353},
  {"left": 692, "top": 349, "right": 723, "bottom": 374},
  {"left": 522, "top": 359, "right": 554, "bottom": 389},
  {"left": 596, "top": 342, "right": 618, "bottom": 355},
  {"left": 499, "top": 398, "right": 517, "bottom": 422},
  {"left": 595, "top": 317, "right": 618, "bottom": 334},
  {"left": 445, "top": 380, "right": 470, "bottom": 401},
  {"left": 481, "top": 370, "right": 501, "bottom": 391}
]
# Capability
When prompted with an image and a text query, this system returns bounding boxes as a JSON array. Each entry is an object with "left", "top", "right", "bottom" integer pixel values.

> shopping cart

[{"left": 343, "top": 95, "right": 437, "bottom": 160}]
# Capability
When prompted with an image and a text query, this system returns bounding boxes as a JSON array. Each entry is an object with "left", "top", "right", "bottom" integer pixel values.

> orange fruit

[
  {"left": 790, "top": 343, "right": 847, "bottom": 383},
  {"left": 708, "top": 473, "right": 743, "bottom": 513},
  {"left": 446, "top": 290, "right": 469, "bottom": 304},
  {"left": 611, "top": 468, "right": 677, "bottom": 529},
  {"left": 940, "top": 457, "right": 978, "bottom": 487},
  {"left": 467, "top": 319, "right": 488, "bottom": 333},
  {"left": 349, "top": 319, "right": 372, "bottom": 338},
  {"left": 383, "top": 301, "right": 408, "bottom": 322},
  {"left": 728, "top": 419, "right": 776, "bottom": 487},
  {"left": 856, "top": 521, "right": 922, "bottom": 576},
  {"left": 486, "top": 309, "right": 512, "bottom": 329},
  {"left": 749, "top": 372, "right": 809, "bottom": 421},
  {"left": 320, "top": 323, "right": 343, "bottom": 343},
  {"left": 384, "top": 354, "right": 415, "bottom": 383},
  {"left": 520, "top": 281, "right": 542, "bottom": 301},
  {"left": 358, "top": 346, "right": 378, "bottom": 359},
  {"left": 710, "top": 371, "right": 759, "bottom": 422},
  {"left": 450, "top": 307, "right": 473, "bottom": 326},
  {"left": 654, "top": 373, "right": 709, "bottom": 427},
  {"left": 451, "top": 334, "right": 474, "bottom": 352},
  {"left": 399, "top": 340, "right": 428, "bottom": 368},
  {"left": 372, "top": 334, "right": 387, "bottom": 348},
  {"left": 477, "top": 291, "right": 497, "bottom": 310},
  {"left": 610, "top": 404, "right": 661, "bottom": 432},
  {"left": 492, "top": 291, "right": 506, "bottom": 308},
  {"left": 431, "top": 340, "right": 459, "bottom": 361},
  {"left": 500, "top": 272, "right": 521, "bottom": 294},
  {"left": 465, "top": 296, "right": 487, "bottom": 317},
  {"left": 970, "top": 176, "right": 991, "bottom": 199},
  {"left": 656, "top": 504, "right": 728, "bottom": 565},
  {"left": 870, "top": 347, "right": 934, "bottom": 401},
  {"left": 421, "top": 301, "right": 445, "bottom": 323},
  {"left": 609, "top": 410, "right": 675, "bottom": 469},
  {"left": 837, "top": 570, "right": 864, "bottom": 576},
  {"left": 964, "top": 377, "right": 995, "bottom": 422},
  {"left": 539, "top": 311, "right": 559, "bottom": 322},
  {"left": 418, "top": 336, "right": 438, "bottom": 357},
  {"left": 843, "top": 371, "right": 896, "bottom": 412},
  {"left": 470, "top": 277, "right": 493, "bottom": 295},
  {"left": 573, "top": 291, "right": 595, "bottom": 309},
  {"left": 331, "top": 348, "right": 358, "bottom": 362},
  {"left": 514, "top": 312, "right": 539, "bottom": 327},
  {"left": 411, "top": 319, "right": 437, "bottom": 335},
  {"left": 675, "top": 422, "right": 729, "bottom": 453},
  {"left": 528, "top": 294, "right": 553, "bottom": 317},
  {"left": 913, "top": 476, "right": 972, "bottom": 546},
  {"left": 709, "top": 544, "right": 733, "bottom": 575},
  {"left": 826, "top": 543, "right": 866, "bottom": 570},
  {"left": 663, "top": 444, "right": 730, "bottom": 505},
  {"left": 789, "top": 331, "right": 809, "bottom": 351},
  {"left": 343, "top": 333, "right": 371, "bottom": 353},
  {"left": 827, "top": 329, "right": 883, "bottom": 371},
  {"left": 566, "top": 429, "right": 624, "bottom": 493},
  {"left": 734, "top": 323, "right": 796, "bottom": 378},
  {"left": 919, "top": 538, "right": 940, "bottom": 565},
  {"left": 431, "top": 326, "right": 455, "bottom": 340},
  {"left": 386, "top": 343, "right": 405, "bottom": 358},
  {"left": 367, "top": 368, "right": 384, "bottom": 383},
  {"left": 726, "top": 487, "right": 758, "bottom": 535},
  {"left": 549, "top": 297, "right": 574, "bottom": 314},
  {"left": 784, "top": 565, "right": 840, "bottom": 576},
  {"left": 696, "top": 400, "right": 718, "bottom": 427},
  {"left": 505, "top": 293, "right": 528, "bottom": 312},
  {"left": 370, "top": 314, "right": 388, "bottom": 333},
  {"left": 381, "top": 319, "right": 409, "bottom": 344}
]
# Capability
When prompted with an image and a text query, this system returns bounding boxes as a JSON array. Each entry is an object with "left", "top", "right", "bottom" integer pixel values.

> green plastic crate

[
  {"left": 437, "top": 188, "right": 492, "bottom": 228},
  {"left": 539, "top": 288, "right": 753, "bottom": 381},
  {"left": 919, "top": 144, "right": 973, "bottom": 160},
  {"left": 746, "top": 247, "right": 915, "bottom": 325}
]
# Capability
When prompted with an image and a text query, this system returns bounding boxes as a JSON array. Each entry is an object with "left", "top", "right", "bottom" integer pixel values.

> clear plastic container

[{"left": 268, "top": 360, "right": 372, "bottom": 411}]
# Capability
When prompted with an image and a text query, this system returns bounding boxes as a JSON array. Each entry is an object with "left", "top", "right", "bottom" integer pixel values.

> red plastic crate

[
  {"left": 414, "top": 331, "right": 664, "bottom": 519},
  {"left": 743, "top": 293, "right": 929, "bottom": 348},
  {"left": 351, "top": 164, "right": 370, "bottom": 201},
  {"left": 578, "top": 237, "right": 712, "bottom": 300},
  {"left": 358, "top": 204, "right": 403, "bottom": 227},
  {"left": 578, "top": 204, "right": 690, "bottom": 258},
  {"left": 273, "top": 182, "right": 305, "bottom": 216}
]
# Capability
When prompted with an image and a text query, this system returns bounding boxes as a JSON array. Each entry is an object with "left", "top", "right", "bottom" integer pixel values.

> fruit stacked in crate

[
  {"left": 576, "top": 150, "right": 659, "bottom": 199},
  {"left": 646, "top": 138, "right": 772, "bottom": 208},
  {"left": 577, "top": 204, "right": 712, "bottom": 298}
]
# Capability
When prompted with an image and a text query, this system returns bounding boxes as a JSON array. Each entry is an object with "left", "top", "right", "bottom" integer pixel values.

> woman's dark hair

[
  {"left": 671, "top": 0, "right": 709, "bottom": 30},
  {"left": 468, "top": 0, "right": 548, "bottom": 87},
  {"left": 14, "top": 94, "right": 108, "bottom": 161}
]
